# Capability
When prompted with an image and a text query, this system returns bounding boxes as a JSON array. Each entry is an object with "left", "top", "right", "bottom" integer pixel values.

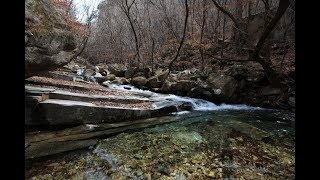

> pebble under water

[{"left": 26, "top": 109, "right": 295, "bottom": 179}]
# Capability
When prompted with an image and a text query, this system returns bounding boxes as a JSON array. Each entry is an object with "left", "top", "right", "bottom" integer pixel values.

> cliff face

[{"left": 25, "top": 0, "right": 78, "bottom": 78}]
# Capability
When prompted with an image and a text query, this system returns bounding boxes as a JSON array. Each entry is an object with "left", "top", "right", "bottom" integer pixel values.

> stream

[{"left": 25, "top": 85, "right": 295, "bottom": 179}]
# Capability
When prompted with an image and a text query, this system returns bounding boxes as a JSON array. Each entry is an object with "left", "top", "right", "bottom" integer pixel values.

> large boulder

[
  {"left": 206, "top": 73, "right": 238, "bottom": 100},
  {"left": 145, "top": 69, "right": 171, "bottom": 88},
  {"left": 125, "top": 67, "right": 138, "bottom": 79},
  {"left": 227, "top": 65, "right": 248, "bottom": 81},
  {"left": 112, "top": 77, "right": 130, "bottom": 85},
  {"left": 261, "top": 86, "right": 282, "bottom": 96},
  {"left": 96, "top": 74, "right": 116, "bottom": 83},
  {"left": 132, "top": 72, "right": 145, "bottom": 78},
  {"left": 25, "top": 0, "right": 78, "bottom": 78},
  {"left": 143, "top": 67, "right": 152, "bottom": 78},
  {"left": 108, "top": 64, "right": 127, "bottom": 77},
  {"left": 160, "top": 80, "right": 173, "bottom": 92},
  {"left": 95, "top": 64, "right": 109, "bottom": 74},
  {"left": 157, "top": 69, "right": 169, "bottom": 82},
  {"left": 288, "top": 96, "right": 295, "bottom": 107},
  {"left": 146, "top": 75, "right": 163, "bottom": 88},
  {"left": 171, "top": 80, "right": 196, "bottom": 92},
  {"left": 188, "top": 87, "right": 213, "bottom": 100},
  {"left": 132, "top": 76, "right": 147, "bottom": 87},
  {"left": 246, "top": 71, "right": 268, "bottom": 84}
]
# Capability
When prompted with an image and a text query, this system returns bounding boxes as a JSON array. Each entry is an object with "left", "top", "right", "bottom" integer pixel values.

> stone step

[
  {"left": 25, "top": 79, "right": 90, "bottom": 91},
  {"left": 49, "top": 90, "right": 152, "bottom": 104},
  {"left": 25, "top": 115, "right": 179, "bottom": 159},
  {"left": 25, "top": 85, "right": 56, "bottom": 95},
  {"left": 26, "top": 99, "right": 178, "bottom": 125},
  {"left": 46, "top": 71, "right": 77, "bottom": 81},
  {"left": 25, "top": 139, "right": 98, "bottom": 160},
  {"left": 25, "top": 95, "right": 50, "bottom": 125}
]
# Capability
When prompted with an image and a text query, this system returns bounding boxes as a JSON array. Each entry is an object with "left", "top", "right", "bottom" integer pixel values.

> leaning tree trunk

[
  {"left": 121, "top": 0, "right": 141, "bottom": 66},
  {"left": 168, "top": 0, "right": 189, "bottom": 73},
  {"left": 251, "top": 0, "right": 290, "bottom": 88}
]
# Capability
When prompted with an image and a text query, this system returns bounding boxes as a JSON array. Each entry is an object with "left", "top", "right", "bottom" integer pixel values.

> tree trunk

[
  {"left": 199, "top": 0, "right": 207, "bottom": 70},
  {"left": 251, "top": 0, "right": 290, "bottom": 87},
  {"left": 121, "top": 0, "right": 140, "bottom": 65},
  {"left": 168, "top": 0, "right": 189, "bottom": 72}
]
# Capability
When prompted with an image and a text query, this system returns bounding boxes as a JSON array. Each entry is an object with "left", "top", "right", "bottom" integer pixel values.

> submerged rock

[
  {"left": 171, "top": 131, "right": 203, "bottom": 144},
  {"left": 25, "top": 139, "right": 98, "bottom": 159},
  {"left": 227, "top": 120, "right": 270, "bottom": 140},
  {"left": 154, "top": 163, "right": 171, "bottom": 176}
]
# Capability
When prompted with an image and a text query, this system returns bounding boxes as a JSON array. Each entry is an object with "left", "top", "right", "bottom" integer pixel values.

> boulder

[
  {"left": 157, "top": 69, "right": 169, "bottom": 82},
  {"left": 132, "top": 76, "right": 147, "bottom": 86},
  {"left": 206, "top": 73, "right": 238, "bottom": 100},
  {"left": 176, "top": 69, "right": 199, "bottom": 80},
  {"left": 227, "top": 65, "right": 248, "bottom": 80},
  {"left": 160, "top": 80, "right": 173, "bottom": 92},
  {"left": 199, "top": 67, "right": 213, "bottom": 79},
  {"left": 125, "top": 67, "right": 137, "bottom": 79},
  {"left": 188, "top": 87, "right": 213, "bottom": 100},
  {"left": 246, "top": 71, "right": 267, "bottom": 84},
  {"left": 83, "top": 69, "right": 95, "bottom": 77},
  {"left": 144, "top": 67, "right": 152, "bottom": 78},
  {"left": 112, "top": 77, "right": 130, "bottom": 85},
  {"left": 171, "top": 80, "right": 196, "bottom": 92},
  {"left": 104, "top": 74, "right": 116, "bottom": 81},
  {"left": 167, "top": 73, "right": 178, "bottom": 82},
  {"left": 288, "top": 96, "right": 295, "bottom": 107},
  {"left": 95, "top": 74, "right": 116, "bottom": 83},
  {"left": 146, "top": 76, "right": 163, "bottom": 88},
  {"left": 132, "top": 72, "right": 145, "bottom": 78},
  {"left": 145, "top": 69, "right": 171, "bottom": 88},
  {"left": 261, "top": 86, "right": 282, "bottom": 96},
  {"left": 108, "top": 64, "right": 127, "bottom": 77},
  {"left": 25, "top": 0, "right": 78, "bottom": 78},
  {"left": 81, "top": 69, "right": 96, "bottom": 82},
  {"left": 228, "top": 120, "right": 270, "bottom": 140}
]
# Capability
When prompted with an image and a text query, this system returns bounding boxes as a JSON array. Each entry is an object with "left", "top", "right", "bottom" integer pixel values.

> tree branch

[
  {"left": 210, "top": 0, "right": 240, "bottom": 28},
  {"left": 168, "top": 0, "right": 189, "bottom": 72},
  {"left": 252, "top": 0, "right": 290, "bottom": 62},
  {"left": 206, "top": 54, "right": 256, "bottom": 62}
]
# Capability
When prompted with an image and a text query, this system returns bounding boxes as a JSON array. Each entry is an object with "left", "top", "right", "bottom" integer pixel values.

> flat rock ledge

[
  {"left": 25, "top": 115, "right": 181, "bottom": 159},
  {"left": 25, "top": 83, "right": 190, "bottom": 159}
]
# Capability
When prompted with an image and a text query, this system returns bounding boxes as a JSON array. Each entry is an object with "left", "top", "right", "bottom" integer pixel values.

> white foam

[
  {"left": 94, "top": 72, "right": 103, "bottom": 77},
  {"left": 107, "top": 84, "right": 261, "bottom": 111},
  {"left": 76, "top": 69, "right": 84, "bottom": 75},
  {"left": 171, "top": 111, "right": 191, "bottom": 115}
]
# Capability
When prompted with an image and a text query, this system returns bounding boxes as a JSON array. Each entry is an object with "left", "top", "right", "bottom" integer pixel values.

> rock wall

[{"left": 25, "top": 0, "right": 78, "bottom": 78}]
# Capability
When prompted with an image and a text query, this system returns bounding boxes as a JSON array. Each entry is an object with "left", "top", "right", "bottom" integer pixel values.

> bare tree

[
  {"left": 168, "top": 0, "right": 189, "bottom": 72},
  {"left": 120, "top": 0, "right": 141, "bottom": 65},
  {"left": 199, "top": 0, "right": 208, "bottom": 70}
]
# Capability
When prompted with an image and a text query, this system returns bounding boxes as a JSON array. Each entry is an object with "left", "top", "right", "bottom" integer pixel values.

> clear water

[{"left": 26, "top": 109, "right": 295, "bottom": 179}]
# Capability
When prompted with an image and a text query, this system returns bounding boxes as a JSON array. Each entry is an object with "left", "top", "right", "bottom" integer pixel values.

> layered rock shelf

[{"left": 25, "top": 72, "right": 194, "bottom": 159}]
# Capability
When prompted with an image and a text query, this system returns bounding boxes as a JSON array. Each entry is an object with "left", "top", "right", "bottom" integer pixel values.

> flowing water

[{"left": 25, "top": 85, "right": 295, "bottom": 179}]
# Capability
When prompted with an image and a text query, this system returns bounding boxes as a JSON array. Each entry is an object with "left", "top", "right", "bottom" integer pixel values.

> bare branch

[
  {"left": 210, "top": 0, "right": 240, "bottom": 28},
  {"left": 168, "top": 0, "right": 189, "bottom": 72}
]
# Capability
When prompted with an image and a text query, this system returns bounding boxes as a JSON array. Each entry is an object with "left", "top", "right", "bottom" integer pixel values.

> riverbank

[{"left": 58, "top": 58, "right": 295, "bottom": 111}]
